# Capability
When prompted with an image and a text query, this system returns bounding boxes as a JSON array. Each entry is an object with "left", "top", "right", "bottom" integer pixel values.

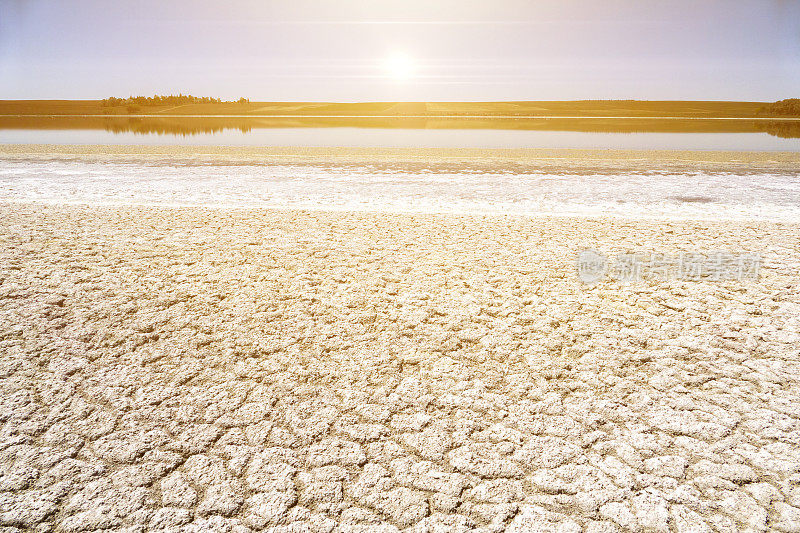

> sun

[{"left": 383, "top": 52, "right": 415, "bottom": 81}]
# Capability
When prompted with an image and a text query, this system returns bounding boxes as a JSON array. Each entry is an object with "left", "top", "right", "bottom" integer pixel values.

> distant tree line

[
  {"left": 758, "top": 99, "right": 800, "bottom": 116},
  {"left": 102, "top": 95, "right": 250, "bottom": 107}
]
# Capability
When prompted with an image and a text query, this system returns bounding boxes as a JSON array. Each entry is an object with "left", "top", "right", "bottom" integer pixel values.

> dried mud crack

[{"left": 1, "top": 204, "right": 799, "bottom": 532}]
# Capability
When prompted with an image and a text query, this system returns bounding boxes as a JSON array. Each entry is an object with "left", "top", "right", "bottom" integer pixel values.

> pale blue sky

[{"left": 1, "top": 0, "right": 798, "bottom": 101}]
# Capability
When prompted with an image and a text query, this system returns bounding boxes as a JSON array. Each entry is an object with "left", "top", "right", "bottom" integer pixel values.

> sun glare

[{"left": 383, "top": 52, "right": 415, "bottom": 81}]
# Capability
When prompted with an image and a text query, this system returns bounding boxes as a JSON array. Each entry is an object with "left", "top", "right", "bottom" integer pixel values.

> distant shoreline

[
  {"left": 3, "top": 114, "right": 800, "bottom": 121},
  {"left": 2, "top": 100, "right": 796, "bottom": 119}
]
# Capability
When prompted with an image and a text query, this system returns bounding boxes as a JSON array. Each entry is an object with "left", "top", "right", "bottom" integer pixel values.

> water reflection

[
  {"left": 2, "top": 116, "right": 800, "bottom": 151},
  {"left": 0, "top": 115, "right": 799, "bottom": 138}
]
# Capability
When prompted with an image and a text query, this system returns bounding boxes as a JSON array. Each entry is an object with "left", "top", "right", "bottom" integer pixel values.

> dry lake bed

[{"left": 1, "top": 147, "right": 799, "bottom": 532}]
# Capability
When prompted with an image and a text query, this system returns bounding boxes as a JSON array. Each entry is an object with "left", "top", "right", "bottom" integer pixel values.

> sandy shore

[{"left": 1, "top": 203, "right": 799, "bottom": 531}]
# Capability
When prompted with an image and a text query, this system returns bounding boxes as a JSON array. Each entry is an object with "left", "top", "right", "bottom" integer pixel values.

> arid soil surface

[{"left": 1, "top": 205, "right": 799, "bottom": 532}]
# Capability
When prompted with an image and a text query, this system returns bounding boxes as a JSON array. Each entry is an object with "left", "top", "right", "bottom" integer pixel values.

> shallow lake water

[
  {"left": 1, "top": 115, "right": 799, "bottom": 150},
  {"left": 2, "top": 118, "right": 799, "bottom": 219},
  {"left": 2, "top": 126, "right": 800, "bottom": 151}
]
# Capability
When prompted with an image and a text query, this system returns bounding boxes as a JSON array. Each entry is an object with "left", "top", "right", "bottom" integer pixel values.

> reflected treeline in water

[
  {"left": 0, "top": 116, "right": 256, "bottom": 136},
  {"left": 103, "top": 119, "right": 253, "bottom": 136},
  {"left": 757, "top": 121, "right": 800, "bottom": 139},
  {"left": 0, "top": 115, "right": 799, "bottom": 138}
]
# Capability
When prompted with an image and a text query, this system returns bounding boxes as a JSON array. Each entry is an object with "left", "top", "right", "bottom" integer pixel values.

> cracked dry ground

[{"left": 1, "top": 205, "right": 799, "bottom": 533}]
